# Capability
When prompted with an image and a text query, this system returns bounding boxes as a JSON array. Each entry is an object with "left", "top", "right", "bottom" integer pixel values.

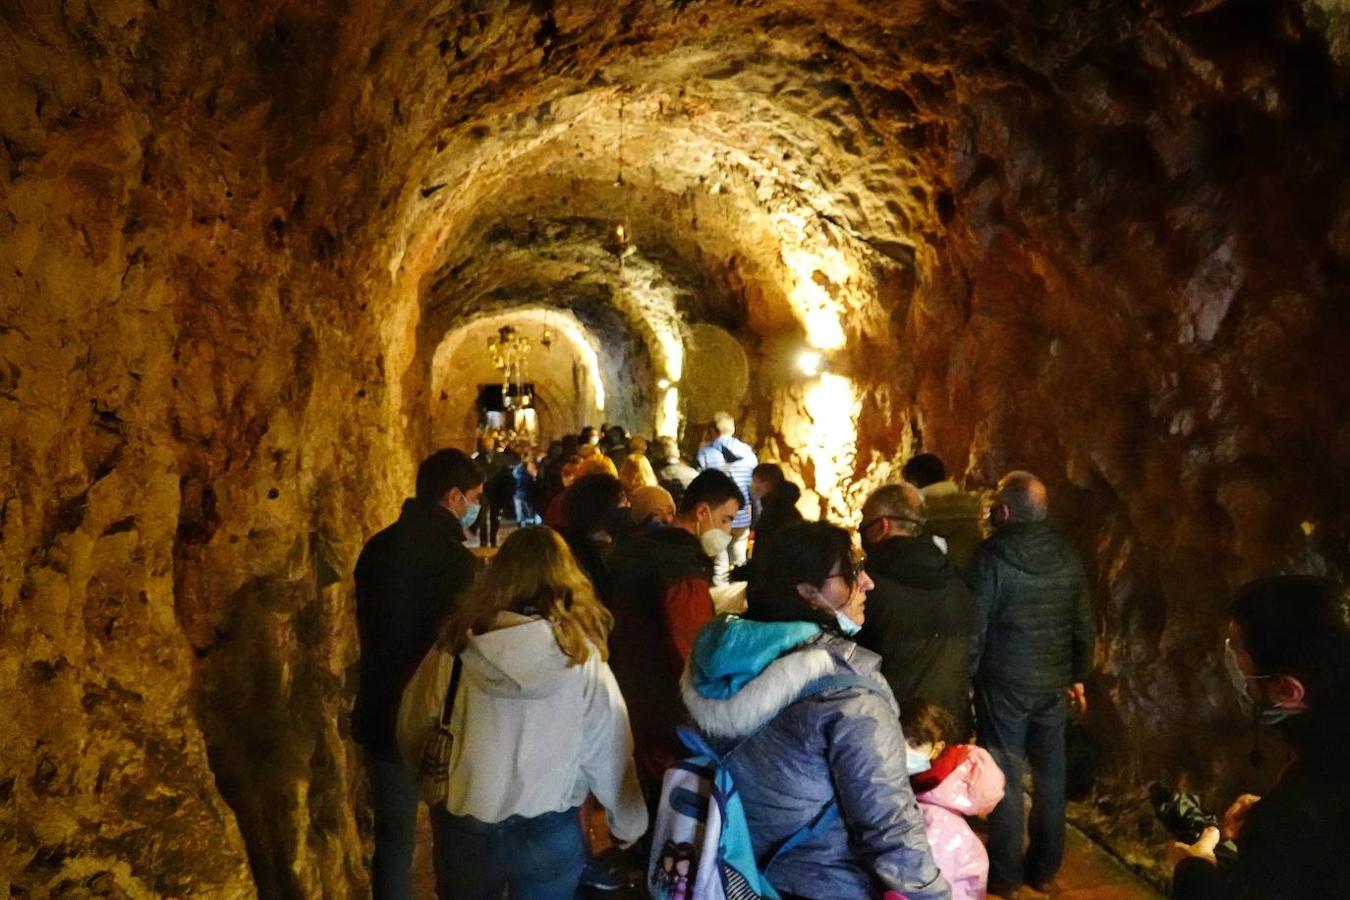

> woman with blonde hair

[
  {"left": 618, "top": 451, "right": 658, "bottom": 502},
  {"left": 398, "top": 526, "right": 647, "bottom": 899},
  {"left": 575, "top": 452, "right": 618, "bottom": 479}
]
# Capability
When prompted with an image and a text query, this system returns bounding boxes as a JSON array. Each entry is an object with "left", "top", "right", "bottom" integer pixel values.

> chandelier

[{"left": 486, "top": 325, "right": 532, "bottom": 409}]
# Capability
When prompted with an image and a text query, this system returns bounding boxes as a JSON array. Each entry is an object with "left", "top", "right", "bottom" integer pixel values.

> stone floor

[
  {"left": 409, "top": 805, "right": 1163, "bottom": 899},
  {"left": 1024, "top": 826, "right": 1164, "bottom": 899}
]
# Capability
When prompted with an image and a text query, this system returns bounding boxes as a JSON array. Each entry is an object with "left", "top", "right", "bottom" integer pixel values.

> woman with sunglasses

[{"left": 680, "top": 521, "right": 951, "bottom": 899}]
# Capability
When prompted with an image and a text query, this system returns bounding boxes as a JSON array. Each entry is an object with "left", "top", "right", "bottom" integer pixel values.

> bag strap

[
  {"left": 758, "top": 673, "right": 886, "bottom": 869},
  {"left": 438, "top": 655, "right": 464, "bottom": 728},
  {"left": 765, "top": 799, "right": 841, "bottom": 868}
]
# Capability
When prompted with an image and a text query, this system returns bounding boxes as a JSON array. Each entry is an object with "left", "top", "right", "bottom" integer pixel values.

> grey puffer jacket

[
  {"left": 967, "top": 521, "right": 1095, "bottom": 694},
  {"left": 682, "top": 618, "right": 951, "bottom": 899}
]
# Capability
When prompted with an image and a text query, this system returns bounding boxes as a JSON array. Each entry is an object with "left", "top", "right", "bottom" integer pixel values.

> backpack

[{"left": 648, "top": 673, "right": 885, "bottom": 900}]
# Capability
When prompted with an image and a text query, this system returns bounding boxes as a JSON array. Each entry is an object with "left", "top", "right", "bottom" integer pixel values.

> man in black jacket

[
  {"left": 353, "top": 449, "right": 483, "bottom": 900},
  {"left": 856, "top": 482, "right": 978, "bottom": 737},
  {"left": 1170, "top": 575, "right": 1350, "bottom": 900},
  {"left": 969, "top": 471, "right": 1094, "bottom": 899}
]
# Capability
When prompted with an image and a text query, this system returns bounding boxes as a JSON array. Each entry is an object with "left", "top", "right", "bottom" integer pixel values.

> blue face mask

[
  {"left": 834, "top": 608, "right": 861, "bottom": 637},
  {"left": 905, "top": 747, "right": 932, "bottom": 776},
  {"left": 458, "top": 500, "right": 480, "bottom": 532}
]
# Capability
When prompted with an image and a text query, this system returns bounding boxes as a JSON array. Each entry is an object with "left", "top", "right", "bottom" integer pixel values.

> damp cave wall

[{"left": 3, "top": 1, "right": 1350, "bottom": 897}]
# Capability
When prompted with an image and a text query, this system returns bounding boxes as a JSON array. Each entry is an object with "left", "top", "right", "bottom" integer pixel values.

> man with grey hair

[
  {"left": 694, "top": 412, "right": 758, "bottom": 585},
  {"left": 969, "top": 471, "right": 1095, "bottom": 899},
  {"left": 856, "top": 482, "right": 979, "bottom": 736}
]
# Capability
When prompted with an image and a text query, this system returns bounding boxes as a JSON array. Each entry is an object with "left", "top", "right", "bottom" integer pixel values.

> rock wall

[
  {"left": 3, "top": 0, "right": 1349, "bottom": 895},
  {"left": 905, "top": 4, "right": 1350, "bottom": 873},
  {"left": 1, "top": 3, "right": 407, "bottom": 895}
]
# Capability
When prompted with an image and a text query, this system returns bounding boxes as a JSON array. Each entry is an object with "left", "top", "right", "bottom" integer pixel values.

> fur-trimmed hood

[{"left": 681, "top": 615, "right": 891, "bottom": 739}]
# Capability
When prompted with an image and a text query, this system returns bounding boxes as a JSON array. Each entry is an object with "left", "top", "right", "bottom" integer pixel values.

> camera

[
  {"left": 1150, "top": 783, "right": 1220, "bottom": 844},
  {"left": 1150, "top": 783, "right": 1239, "bottom": 864}
]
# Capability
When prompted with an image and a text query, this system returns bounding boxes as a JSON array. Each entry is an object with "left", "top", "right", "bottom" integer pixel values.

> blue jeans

[
  {"left": 430, "top": 806, "right": 585, "bottom": 900},
  {"left": 367, "top": 755, "right": 419, "bottom": 900},
  {"left": 514, "top": 498, "right": 540, "bottom": 525},
  {"left": 976, "top": 683, "right": 1068, "bottom": 889}
]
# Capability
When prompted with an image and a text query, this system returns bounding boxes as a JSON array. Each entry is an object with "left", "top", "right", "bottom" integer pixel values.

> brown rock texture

[{"left": 3, "top": 0, "right": 1349, "bottom": 895}]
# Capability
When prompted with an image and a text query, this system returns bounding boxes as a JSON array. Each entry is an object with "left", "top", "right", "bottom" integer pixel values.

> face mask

[
  {"left": 833, "top": 608, "right": 862, "bottom": 637},
  {"left": 1223, "top": 642, "right": 1304, "bottom": 726},
  {"left": 905, "top": 747, "right": 932, "bottom": 776},
  {"left": 700, "top": 525, "right": 732, "bottom": 558},
  {"left": 458, "top": 498, "right": 481, "bottom": 532}
]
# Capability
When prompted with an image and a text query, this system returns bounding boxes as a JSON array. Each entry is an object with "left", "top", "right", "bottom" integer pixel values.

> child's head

[{"left": 900, "top": 697, "right": 960, "bottom": 761}]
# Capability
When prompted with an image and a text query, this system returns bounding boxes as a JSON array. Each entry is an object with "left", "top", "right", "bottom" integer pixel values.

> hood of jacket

[
  {"left": 920, "top": 479, "right": 960, "bottom": 499},
  {"left": 682, "top": 617, "right": 892, "bottom": 739},
  {"left": 704, "top": 434, "right": 752, "bottom": 461},
  {"left": 985, "top": 521, "right": 1075, "bottom": 576},
  {"left": 610, "top": 523, "right": 711, "bottom": 582},
  {"left": 865, "top": 534, "right": 953, "bottom": 590},
  {"left": 912, "top": 744, "right": 1004, "bottom": 817},
  {"left": 461, "top": 618, "right": 574, "bottom": 700},
  {"left": 397, "top": 496, "right": 466, "bottom": 543}
]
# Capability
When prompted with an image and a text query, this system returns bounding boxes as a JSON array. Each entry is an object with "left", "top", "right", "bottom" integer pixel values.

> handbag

[{"left": 416, "top": 654, "right": 464, "bottom": 805}]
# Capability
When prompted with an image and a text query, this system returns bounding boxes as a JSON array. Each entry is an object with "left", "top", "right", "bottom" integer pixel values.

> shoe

[
  {"left": 987, "top": 882, "right": 1021, "bottom": 900},
  {"left": 1025, "top": 878, "right": 1062, "bottom": 896},
  {"left": 578, "top": 850, "right": 634, "bottom": 892}
]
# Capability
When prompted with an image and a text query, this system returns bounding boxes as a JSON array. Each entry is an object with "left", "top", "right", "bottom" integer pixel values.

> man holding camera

[{"left": 1169, "top": 575, "right": 1350, "bottom": 899}]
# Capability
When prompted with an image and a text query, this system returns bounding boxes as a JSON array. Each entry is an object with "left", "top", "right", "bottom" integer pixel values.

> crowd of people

[{"left": 353, "top": 420, "right": 1350, "bottom": 900}]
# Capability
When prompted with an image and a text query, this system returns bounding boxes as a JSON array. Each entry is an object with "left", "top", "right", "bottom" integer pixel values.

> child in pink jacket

[{"left": 901, "top": 699, "right": 1006, "bottom": 900}]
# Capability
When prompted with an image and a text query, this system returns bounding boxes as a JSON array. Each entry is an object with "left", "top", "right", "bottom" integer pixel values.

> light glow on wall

[
  {"left": 778, "top": 227, "right": 851, "bottom": 352},
  {"left": 653, "top": 328, "right": 685, "bottom": 436},
  {"left": 802, "top": 372, "right": 860, "bottom": 516}
]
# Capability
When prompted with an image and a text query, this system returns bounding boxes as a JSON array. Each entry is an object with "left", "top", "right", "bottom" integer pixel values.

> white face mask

[
  {"left": 700, "top": 525, "right": 732, "bottom": 558},
  {"left": 905, "top": 747, "right": 932, "bottom": 775},
  {"left": 833, "top": 608, "right": 862, "bottom": 637},
  {"left": 1223, "top": 641, "right": 1304, "bottom": 726}
]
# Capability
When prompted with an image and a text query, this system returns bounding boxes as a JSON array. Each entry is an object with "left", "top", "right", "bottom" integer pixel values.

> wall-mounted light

[
  {"left": 796, "top": 350, "right": 825, "bottom": 377},
  {"left": 657, "top": 377, "right": 673, "bottom": 390}
]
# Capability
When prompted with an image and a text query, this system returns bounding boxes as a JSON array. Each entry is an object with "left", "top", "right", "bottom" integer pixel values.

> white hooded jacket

[{"left": 397, "top": 615, "right": 648, "bottom": 843}]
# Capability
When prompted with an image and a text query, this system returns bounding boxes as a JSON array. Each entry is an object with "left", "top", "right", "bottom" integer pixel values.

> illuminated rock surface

[{"left": 2, "top": 0, "right": 1348, "bottom": 895}]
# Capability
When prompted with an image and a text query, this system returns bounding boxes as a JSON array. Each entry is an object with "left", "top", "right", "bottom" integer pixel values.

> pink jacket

[{"left": 912, "top": 745, "right": 1006, "bottom": 900}]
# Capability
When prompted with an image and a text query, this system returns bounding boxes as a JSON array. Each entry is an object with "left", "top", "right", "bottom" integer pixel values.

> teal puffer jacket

[{"left": 682, "top": 617, "right": 952, "bottom": 900}]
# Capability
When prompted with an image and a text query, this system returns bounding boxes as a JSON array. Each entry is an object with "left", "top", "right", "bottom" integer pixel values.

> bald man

[
  {"left": 968, "top": 471, "right": 1095, "bottom": 898},
  {"left": 856, "top": 481, "right": 978, "bottom": 737}
]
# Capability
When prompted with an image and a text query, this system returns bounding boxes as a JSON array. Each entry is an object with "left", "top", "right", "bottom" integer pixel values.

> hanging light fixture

[
  {"left": 614, "top": 92, "right": 631, "bottom": 252},
  {"left": 486, "top": 325, "right": 532, "bottom": 410}
]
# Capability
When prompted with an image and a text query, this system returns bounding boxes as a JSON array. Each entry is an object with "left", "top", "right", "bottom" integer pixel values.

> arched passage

[{"left": 428, "top": 309, "right": 610, "bottom": 449}]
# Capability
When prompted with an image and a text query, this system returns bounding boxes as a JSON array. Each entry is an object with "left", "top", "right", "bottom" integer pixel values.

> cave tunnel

[{"left": 3, "top": 0, "right": 1350, "bottom": 896}]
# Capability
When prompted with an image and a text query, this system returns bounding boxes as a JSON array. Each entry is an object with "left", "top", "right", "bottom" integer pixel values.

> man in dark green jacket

[
  {"left": 968, "top": 471, "right": 1095, "bottom": 899},
  {"left": 856, "top": 482, "right": 978, "bottom": 738}
]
